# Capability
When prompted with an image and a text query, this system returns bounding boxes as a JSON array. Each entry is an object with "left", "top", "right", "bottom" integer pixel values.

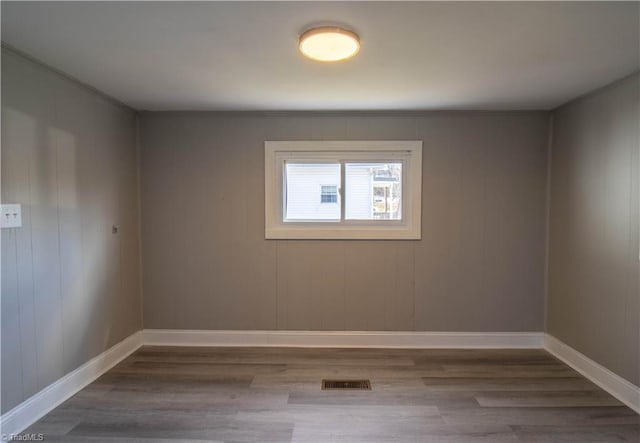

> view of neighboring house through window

[
  {"left": 265, "top": 140, "right": 421, "bottom": 239},
  {"left": 285, "top": 163, "right": 340, "bottom": 220},
  {"left": 345, "top": 163, "right": 401, "bottom": 220},
  {"left": 284, "top": 162, "right": 402, "bottom": 221},
  {"left": 320, "top": 185, "right": 338, "bottom": 204}
]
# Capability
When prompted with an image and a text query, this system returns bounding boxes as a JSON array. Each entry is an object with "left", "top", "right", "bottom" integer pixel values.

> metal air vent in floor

[{"left": 322, "top": 379, "right": 371, "bottom": 390}]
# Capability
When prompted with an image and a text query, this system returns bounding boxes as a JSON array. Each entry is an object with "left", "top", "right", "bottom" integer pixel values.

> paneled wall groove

[{"left": 52, "top": 90, "right": 66, "bottom": 383}]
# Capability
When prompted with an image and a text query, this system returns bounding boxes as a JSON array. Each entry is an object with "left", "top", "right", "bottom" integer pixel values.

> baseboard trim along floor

[
  {"left": 0, "top": 331, "right": 144, "bottom": 438},
  {"left": 1, "top": 329, "right": 637, "bottom": 437},
  {"left": 142, "top": 329, "right": 545, "bottom": 349},
  {"left": 544, "top": 334, "right": 640, "bottom": 414}
]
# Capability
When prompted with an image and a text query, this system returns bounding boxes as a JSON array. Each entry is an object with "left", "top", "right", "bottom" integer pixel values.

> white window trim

[{"left": 265, "top": 140, "right": 422, "bottom": 240}]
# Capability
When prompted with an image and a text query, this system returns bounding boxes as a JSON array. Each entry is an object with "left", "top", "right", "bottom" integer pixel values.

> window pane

[
  {"left": 320, "top": 185, "right": 338, "bottom": 203},
  {"left": 345, "top": 162, "right": 402, "bottom": 220},
  {"left": 285, "top": 163, "right": 341, "bottom": 220}
]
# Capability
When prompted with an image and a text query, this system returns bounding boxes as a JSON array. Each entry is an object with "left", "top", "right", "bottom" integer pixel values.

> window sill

[{"left": 265, "top": 225, "right": 421, "bottom": 240}]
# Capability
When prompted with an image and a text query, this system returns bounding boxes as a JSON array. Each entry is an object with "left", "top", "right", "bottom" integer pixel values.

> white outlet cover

[{"left": 1, "top": 204, "right": 22, "bottom": 228}]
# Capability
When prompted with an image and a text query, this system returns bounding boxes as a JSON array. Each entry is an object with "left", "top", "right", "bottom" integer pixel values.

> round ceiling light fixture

[{"left": 298, "top": 26, "right": 360, "bottom": 62}]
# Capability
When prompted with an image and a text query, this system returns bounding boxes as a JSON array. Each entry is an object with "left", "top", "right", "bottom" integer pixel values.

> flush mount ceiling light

[{"left": 299, "top": 27, "right": 360, "bottom": 62}]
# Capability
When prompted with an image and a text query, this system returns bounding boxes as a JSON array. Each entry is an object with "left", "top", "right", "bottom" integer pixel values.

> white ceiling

[{"left": 2, "top": 1, "right": 638, "bottom": 111}]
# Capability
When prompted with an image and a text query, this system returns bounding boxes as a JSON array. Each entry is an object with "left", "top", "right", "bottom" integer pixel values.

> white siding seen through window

[{"left": 265, "top": 141, "right": 422, "bottom": 239}]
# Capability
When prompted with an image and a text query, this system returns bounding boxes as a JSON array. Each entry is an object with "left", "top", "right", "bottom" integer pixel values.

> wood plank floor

[{"left": 25, "top": 347, "right": 639, "bottom": 442}]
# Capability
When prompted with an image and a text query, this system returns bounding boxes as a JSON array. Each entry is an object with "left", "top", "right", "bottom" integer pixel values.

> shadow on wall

[{"left": 1, "top": 99, "right": 129, "bottom": 413}]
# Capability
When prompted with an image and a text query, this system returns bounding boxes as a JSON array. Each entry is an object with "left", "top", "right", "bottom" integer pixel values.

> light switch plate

[{"left": 1, "top": 204, "right": 22, "bottom": 228}]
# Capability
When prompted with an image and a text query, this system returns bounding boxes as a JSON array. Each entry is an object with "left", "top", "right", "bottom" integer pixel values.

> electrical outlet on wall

[{"left": 1, "top": 204, "right": 22, "bottom": 229}]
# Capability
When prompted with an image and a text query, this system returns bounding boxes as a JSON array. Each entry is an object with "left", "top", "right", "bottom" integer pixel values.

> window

[
  {"left": 345, "top": 163, "right": 402, "bottom": 220},
  {"left": 265, "top": 141, "right": 422, "bottom": 239},
  {"left": 320, "top": 185, "right": 339, "bottom": 204},
  {"left": 285, "top": 163, "right": 341, "bottom": 220}
]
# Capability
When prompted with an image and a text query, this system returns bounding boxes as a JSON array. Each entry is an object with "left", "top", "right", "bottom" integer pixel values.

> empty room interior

[{"left": 1, "top": 1, "right": 639, "bottom": 442}]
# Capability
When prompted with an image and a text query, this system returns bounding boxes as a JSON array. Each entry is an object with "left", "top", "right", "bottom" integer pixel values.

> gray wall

[
  {"left": 1, "top": 48, "right": 142, "bottom": 413},
  {"left": 547, "top": 73, "right": 640, "bottom": 385},
  {"left": 139, "top": 111, "right": 549, "bottom": 332}
]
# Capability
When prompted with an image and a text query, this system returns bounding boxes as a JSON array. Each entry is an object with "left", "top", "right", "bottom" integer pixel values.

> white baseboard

[
  {"left": 4, "top": 329, "right": 638, "bottom": 437},
  {"left": 142, "top": 329, "right": 545, "bottom": 349},
  {"left": 2, "top": 329, "right": 541, "bottom": 436},
  {"left": 544, "top": 334, "right": 640, "bottom": 414},
  {"left": 0, "top": 331, "right": 143, "bottom": 438}
]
